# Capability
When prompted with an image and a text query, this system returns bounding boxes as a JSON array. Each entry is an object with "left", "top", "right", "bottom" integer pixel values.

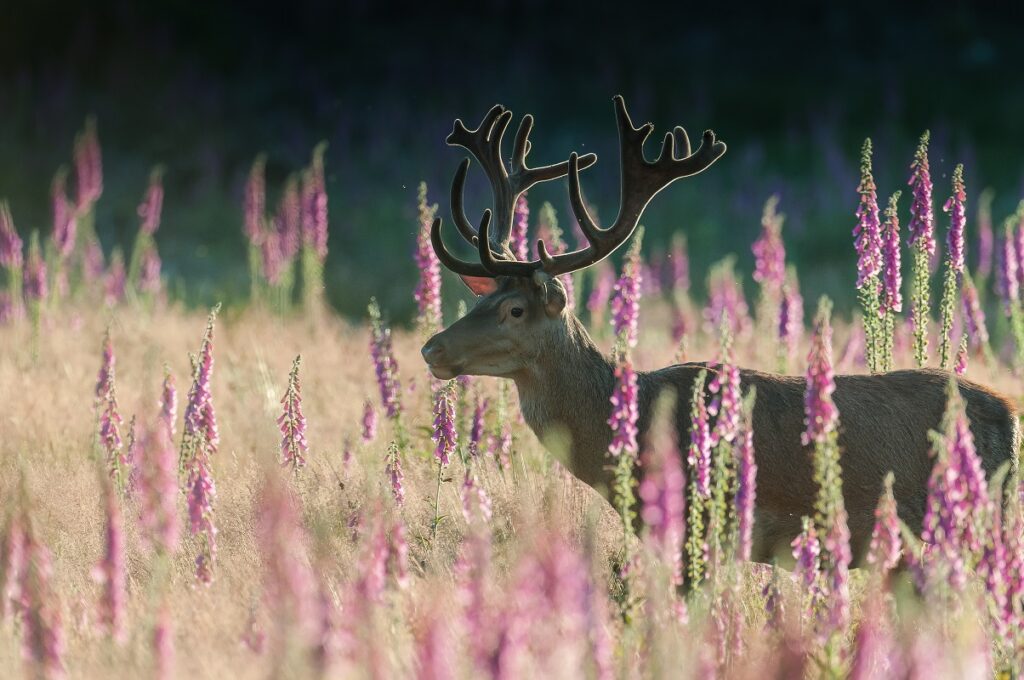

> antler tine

[
  {"left": 430, "top": 216, "right": 493, "bottom": 278},
  {"left": 450, "top": 159, "right": 486, "bottom": 246},
  {"left": 536, "top": 95, "right": 727, "bottom": 278},
  {"left": 476, "top": 210, "right": 537, "bottom": 277}
]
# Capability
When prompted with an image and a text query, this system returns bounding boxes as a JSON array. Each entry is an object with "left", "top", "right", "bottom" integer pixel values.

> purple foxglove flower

[
  {"left": 461, "top": 465, "right": 493, "bottom": 523},
  {"left": 138, "top": 244, "right": 163, "bottom": 295},
  {"left": 153, "top": 602, "right": 174, "bottom": 680},
  {"left": 186, "top": 455, "right": 217, "bottom": 585},
  {"left": 761, "top": 571, "right": 784, "bottom": 632},
  {"left": 301, "top": 143, "right": 329, "bottom": 263},
  {"left": 354, "top": 513, "right": 390, "bottom": 605},
  {"left": 432, "top": 382, "right": 457, "bottom": 465},
  {"left": 23, "top": 233, "right": 48, "bottom": 303},
  {"left": 414, "top": 601, "right": 455, "bottom": 680},
  {"left": 1, "top": 514, "right": 26, "bottom": 622},
  {"left": 260, "top": 230, "right": 284, "bottom": 285},
  {"left": 96, "top": 333, "right": 124, "bottom": 473},
  {"left": 607, "top": 359, "right": 639, "bottom": 458},
  {"left": 639, "top": 407, "right": 686, "bottom": 583},
  {"left": 137, "top": 169, "right": 164, "bottom": 236},
  {"left": 159, "top": 368, "right": 177, "bottom": 441},
  {"left": 853, "top": 141, "right": 883, "bottom": 288},
  {"left": 74, "top": 118, "right": 103, "bottom": 209},
  {"left": 276, "top": 178, "right": 302, "bottom": 264},
  {"left": 961, "top": 274, "right": 990, "bottom": 352},
  {"left": 791, "top": 516, "right": 821, "bottom": 593},
  {"left": 244, "top": 156, "right": 266, "bottom": 247},
  {"left": 704, "top": 258, "right": 751, "bottom": 339},
  {"left": 734, "top": 417, "right": 757, "bottom": 562},
  {"left": 907, "top": 131, "right": 934, "bottom": 256},
  {"left": 954, "top": 342, "right": 968, "bottom": 375},
  {"left": 361, "top": 399, "right": 377, "bottom": 443},
  {"left": 998, "top": 222, "right": 1019, "bottom": 312},
  {"left": 586, "top": 263, "right": 614, "bottom": 328},
  {"left": 822, "top": 507, "right": 852, "bottom": 635},
  {"left": 51, "top": 171, "right": 77, "bottom": 259},
  {"left": 82, "top": 237, "right": 105, "bottom": 283},
  {"left": 92, "top": 476, "right": 127, "bottom": 642},
  {"left": 880, "top": 192, "right": 903, "bottom": 314},
  {"left": 511, "top": 193, "right": 529, "bottom": 262},
  {"left": 0, "top": 201, "right": 23, "bottom": 270},
  {"left": 368, "top": 298, "right": 402, "bottom": 419},
  {"left": 976, "top": 189, "right": 994, "bottom": 281},
  {"left": 385, "top": 443, "right": 405, "bottom": 506},
  {"left": 708, "top": 361, "right": 741, "bottom": 446},
  {"left": 469, "top": 394, "right": 489, "bottom": 456},
  {"left": 413, "top": 183, "right": 442, "bottom": 331},
  {"left": 687, "top": 371, "right": 712, "bottom": 498},
  {"left": 779, "top": 274, "right": 804, "bottom": 359},
  {"left": 848, "top": 589, "right": 894, "bottom": 680},
  {"left": 182, "top": 307, "right": 220, "bottom": 461},
  {"left": 610, "top": 243, "right": 643, "bottom": 349},
  {"left": 668, "top": 233, "right": 690, "bottom": 296},
  {"left": 137, "top": 423, "right": 180, "bottom": 556},
  {"left": 279, "top": 356, "right": 308, "bottom": 471},
  {"left": 389, "top": 518, "right": 409, "bottom": 589},
  {"left": 104, "top": 251, "right": 127, "bottom": 306},
  {"left": 256, "top": 471, "right": 317, "bottom": 646},
  {"left": 21, "top": 529, "right": 66, "bottom": 679},
  {"left": 802, "top": 300, "right": 838, "bottom": 447},
  {"left": 942, "top": 165, "right": 966, "bottom": 274},
  {"left": 753, "top": 194, "right": 787, "bottom": 293},
  {"left": 866, "top": 473, "right": 902, "bottom": 575}
]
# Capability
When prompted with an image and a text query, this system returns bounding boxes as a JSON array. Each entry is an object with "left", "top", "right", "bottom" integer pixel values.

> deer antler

[{"left": 431, "top": 96, "right": 725, "bottom": 279}]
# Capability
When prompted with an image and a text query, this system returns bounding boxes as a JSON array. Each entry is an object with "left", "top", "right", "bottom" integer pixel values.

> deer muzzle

[{"left": 421, "top": 336, "right": 459, "bottom": 379}]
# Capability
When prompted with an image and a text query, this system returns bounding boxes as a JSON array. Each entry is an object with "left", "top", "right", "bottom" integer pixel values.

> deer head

[{"left": 421, "top": 95, "right": 726, "bottom": 380}]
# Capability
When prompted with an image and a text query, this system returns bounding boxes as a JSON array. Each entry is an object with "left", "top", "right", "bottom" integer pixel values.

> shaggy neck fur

[{"left": 510, "top": 313, "right": 619, "bottom": 495}]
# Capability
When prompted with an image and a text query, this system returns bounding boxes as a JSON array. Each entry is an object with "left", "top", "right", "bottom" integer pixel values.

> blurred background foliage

[{"left": 1, "top": 1, "right": 1022, "bottom": 321}]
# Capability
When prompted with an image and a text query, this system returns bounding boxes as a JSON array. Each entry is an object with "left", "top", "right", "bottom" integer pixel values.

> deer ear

[
  {"left": 531, "top": 271, "right": 567, "bottom": 317},
  {"left": 459, "top": 274, "right": 498, "bottom": 297}
]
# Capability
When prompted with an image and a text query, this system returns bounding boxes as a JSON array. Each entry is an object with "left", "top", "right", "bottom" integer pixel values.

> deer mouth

[{"left": 427, "top": 363, "right": 461, "bottom": 380}]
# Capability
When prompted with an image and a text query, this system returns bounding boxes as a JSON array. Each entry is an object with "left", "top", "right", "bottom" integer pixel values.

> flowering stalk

[
  {"left": 703, "top": 256, "right": 750, "bottom": 340},
  {"left": 279, "top": 355, "right": 309, "bottom": 472},
  {"left": 180, "top": 305, "right": 220, "bottom": 584},
  {"left": 368, "top": 297, "right": 404, "bottom": 442},
  {"left": 854, "top": 140, "right": 883, "bottom": 372},
  {"left": 686, "top": 369, "right": 710, "bottom": 587},
  {"left": 752, "top": 195, "right": 786, "bottom": 329},
  {"left": 244, "top": 155, "right": 267, "bottom": 303},
  {"left": 879, "top": 191, "right": 903, "bottom": 371},
  {"left": 734, "top": 389, "right": 757, "bottom": 563},
  {"left": 93, "top": 472, "right": 127, "bottom": 643},
  {"left": 778, "top": 267, "right": 803, "bottom": 372},
  {"left": 866, "top": 472, "right": 901, "bottom": 580},
  {"left": 0, "top": 201, "right": 23, "bottom": 321},
  {"left": 431, "top": 381, "right": 457, "bottom": 538},
  {"left": 706, "top": 322, "right": 742, "bottom": 572},
  {"left": 138, "top": 422, "right": 180, "bottom": 557},
  {"left": 511, "top": 193, "right": 530, "bottom": 262},
  {"left": 976, "top": 188, "right": 995, "bottom": 283},
  {"left": 128, "top": 168, "right": 164, "bottom": 295},
  {"left": 300, "top": 142, "right": 329, "bottom": 311},
  {"left": 954, "top": 336, "right": 969, "bottom": 375},
  {"left": 608, "top": 229, "right": 643, "bottom": 551},
  {"left": 907, "top": 132, "right": 934, "bottom": 367},
  {"left": 385, "top": 442, "right": 405, "bottom": 506},
  {"left": 21, "top": 522, "right": 66, "bottom": 680},
  {"left": 24, "top": 231, "right": 47, "bottom": 344},
  {"left": 361, "top": 399, "right": 378, "bottom": 444},
  {"left": 104, "top": 248, "right": 127, "bottom": 306},
  {"left": 95, "top": 329, "right": 125, "bottom": 490},
  {"left": 586, "top": 263, "right": 614, "bottom": 330},
  {"left": 413, "top": 182, "right": 442, "bottom": 336},
  {"left": 639, "top": 392, "right": 686, "bottom": 586},
  {"left": 961, "top": 270, "right": 995, "bottom": 367},
  {"left": 938, "top": 164, "right": 966, "bottom": 369},
  {"left": 537, "top": 202, "right": 575, "bottom": 312}
]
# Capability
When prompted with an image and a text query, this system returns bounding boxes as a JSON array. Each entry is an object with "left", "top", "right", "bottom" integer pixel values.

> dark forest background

[{"left": 2, "top": 1, "right": 1023, "bottom": 318}]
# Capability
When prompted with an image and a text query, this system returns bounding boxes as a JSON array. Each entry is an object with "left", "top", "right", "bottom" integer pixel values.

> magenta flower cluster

[
  {"left": 942, "top": 166, "right": 966, "bottom": 274},
  {"left": 880, "top": 195, "right": 903, "bottom": 314},
  {"left": 511, "top": 193, "right": 530, "bottom": 262},
  {"left": 279, "top": 356, "right": 309, "bottom": 471},
  {"left": 431, "top": 382, "right": 458, "bottom": 466},
  {"left": 802, "top": 307, "right": 838, "bottom": 447},
  {"left": 907, "top": 132, "right": 935, "bottom": 256},
  {"left": 639, "top": 418, "right": 686, "bottom": 584},
  {"left": 607, "top": 361, "right": 639, "bottom": 458},
  {"left": 752, "top": 195, "right": 786, "bottom": 293},
  {"left": 413, "top": 184, "right": 442, "bottom": 331},
  {"left": 853, "top": 141, "right": 882, "bottom": 289}
]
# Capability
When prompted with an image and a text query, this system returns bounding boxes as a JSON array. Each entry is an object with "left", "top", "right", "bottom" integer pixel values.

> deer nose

[{"left": 421, "top": 338, "right": 446, "bottom": 365}]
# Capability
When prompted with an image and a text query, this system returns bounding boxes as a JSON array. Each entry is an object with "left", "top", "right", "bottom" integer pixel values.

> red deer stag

[{"left": 420, "top": 96, "right": 1020, "bottom": 563}]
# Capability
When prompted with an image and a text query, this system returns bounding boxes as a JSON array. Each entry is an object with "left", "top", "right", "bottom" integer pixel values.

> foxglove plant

[
  {"left": 300, "top": 142, "right": 329, "bottom": 310},
  {"left": 879, "top": 191, "right": 903, "bottom": 371},
  {"left": 638, "top": 394, "right": 686, "bottom": 585},
  {"left": 938, "top": 164, "right": 966, "bottom": 369},
  {"left": 50, "top": 170, "right": 76, "bottom": 300},
  {"left": 385, "top": 442, "right": 405, "bottom": 507},
  {"left": 961, "top": 271, "right": 994, "bottom": 366},
  {"left": 244, "top": 155, "right": 267, "bottom": 302},
  {"left": 907, "top": 132, "right": 934, "bottom": 367},
  {"left": 734, "top": 391, "right": 757, "bottom": 563},
  {"left": 128, "top": 169, "right": 164, "bottom": 293},
  {"left": 413, "top": 182, "right": 442, "bottom": 335},
  {"left": 704, "top": 256, "right": 750, "bottom": 340},
  {"left": 159, "top": 367, "right": 177, "bottom": 440},
  {"left": 854, "top": 140, "right": 883, "bottom": 372},
  {"left": 791, "top": 516, "right": 822, "bottom": 613},
  {"left": 137, "top": 423, "right": 180, "bottom": 556},
  {"left": 180, "top": 305, "right": 220, "bottom": 584},
  {"left": 586, "top": 262, "right": 614, "bottom": 330},
  {"left": 976, "top": 188, "right": 995, "bottom": 283},
  {"left": 21, "top": 526, "right": 66, "bottom": 680},
  {"left": 368, "top": 298, "right": 403, "bottom": 438},
  {"left": 431, "top": 381, "right": 457, "bottom": 537},
  {"left": 361, "top": 399, "right": 377, "bottom": 444},
  {"left": 74, "top": 117, "right": 103, "bottom": 210},
  {"left": 104, "top": 250, "right": 127, "bottom": 306},
  {"left": 954, "top": 337, "right": 968, "bottom": 376},
  {"left": 753, "top": 195, "right": 786, "bottom": 335},
  {"left": 0, "top": 512, "right": 26, "bottom": 622},
  {"left": 778, "top": 267, "right": 804, "bottom": 371},
  {"left": 0, "top": 201, "right": 23, "bottom": 321},
  {"left": 95, "top": 330, "right": 125, "bottom": 488},
  {"left": 866, "top": 472, "right": 902, "bottom": 579},
  {"left": 93, "top": 474, "right": 127, "bottom": 643},
  {"left": 686, "top": 369, "right": 710, "bottom": 586},
  {"left": 279, "top": 356, "right": 309, "bottom": 471},
  {"left": 24, "top": 232, "right": 47, "bottom": 332},
  {"left": 511, "top": 193, "right": 530, "bottom": 262},
  {"left": 998, "top": 218, "right": 1019, "bottom": 315}
]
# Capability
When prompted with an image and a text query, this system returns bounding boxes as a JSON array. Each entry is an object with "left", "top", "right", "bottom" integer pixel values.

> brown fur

[{"left": 423, "top": 276, "right": 1021, "bottom": 565}]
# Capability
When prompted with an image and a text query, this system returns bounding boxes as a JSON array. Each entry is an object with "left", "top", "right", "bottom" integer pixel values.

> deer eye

[{"left": 510, "top": 307, "right": 524, "bottom": 318}]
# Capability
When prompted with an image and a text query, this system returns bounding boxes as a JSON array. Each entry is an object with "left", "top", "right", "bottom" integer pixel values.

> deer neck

[{"left": 510, "top": 314, "right": 618, "bottom": 497}]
